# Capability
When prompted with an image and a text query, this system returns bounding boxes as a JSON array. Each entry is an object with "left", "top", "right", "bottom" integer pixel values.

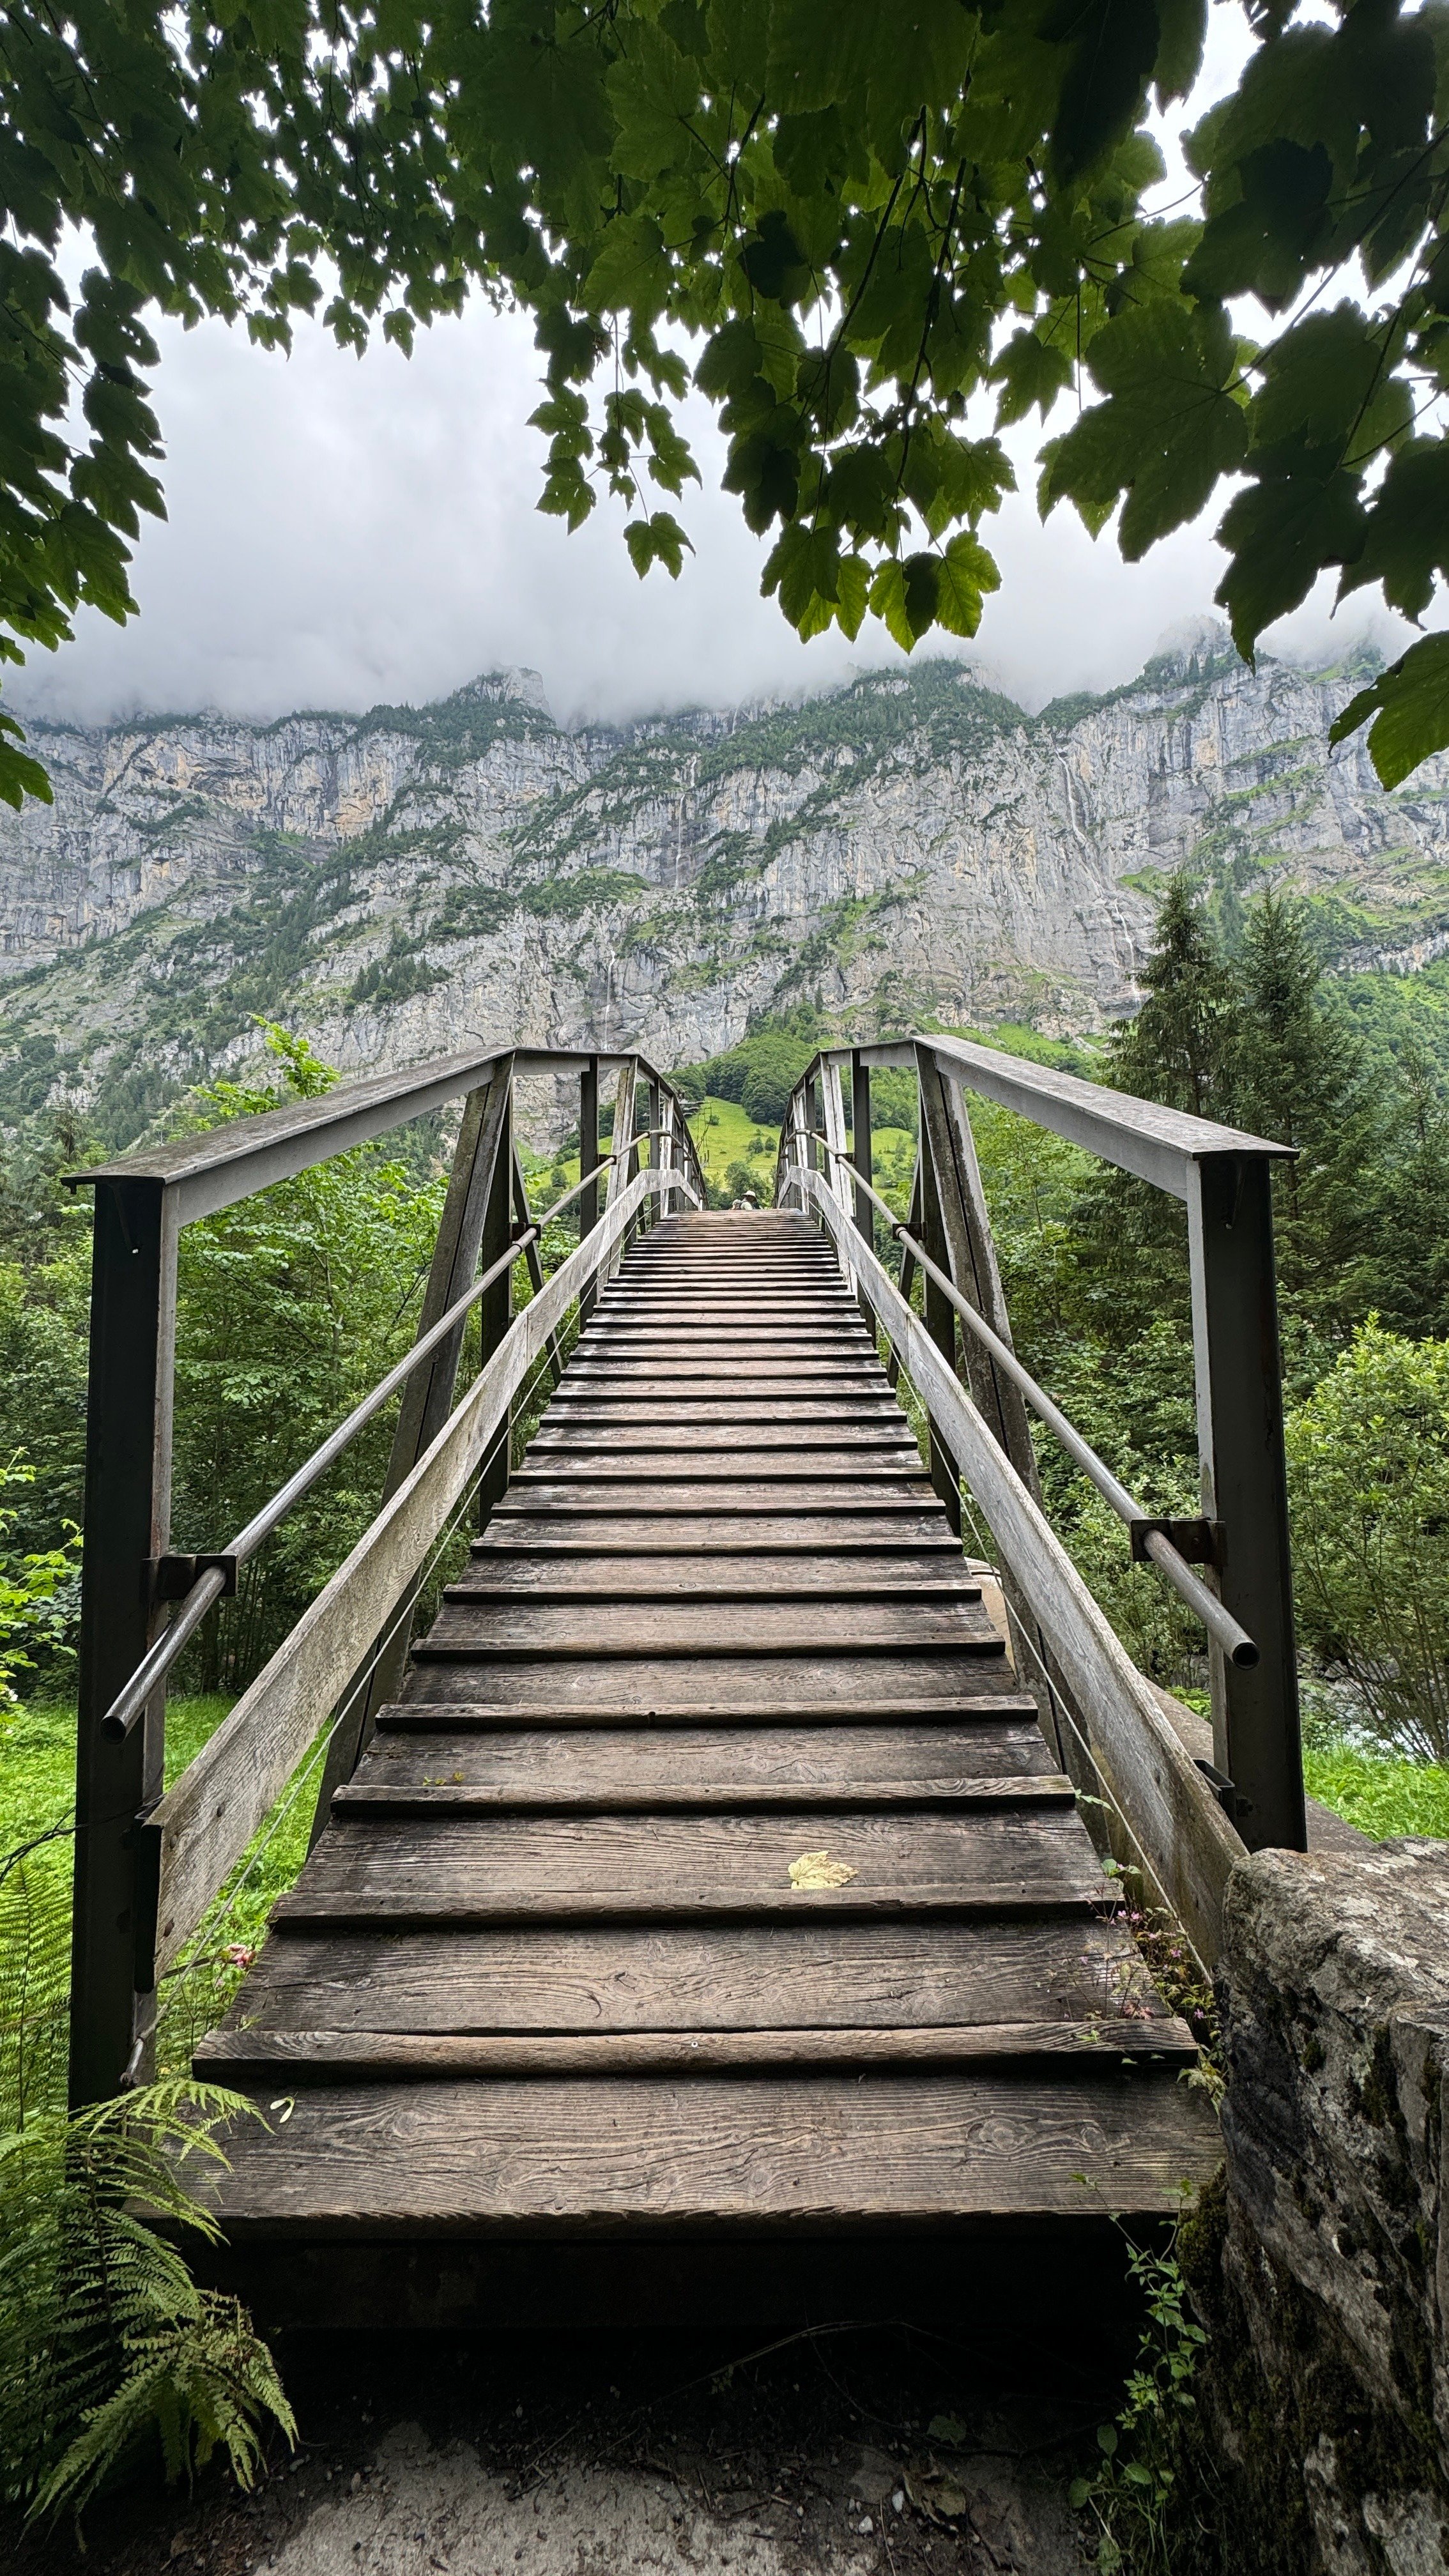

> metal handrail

[
  {"left": 97, "top": 1149, "right": 640, "bottom": 1743},
  {"left": 799, "top": 1124, "right": 1259, "bottom": 1670}
]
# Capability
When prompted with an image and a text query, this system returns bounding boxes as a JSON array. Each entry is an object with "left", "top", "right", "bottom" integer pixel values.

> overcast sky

[{"left": 12, "top": 8, "right": 1423, "bottom": 736}]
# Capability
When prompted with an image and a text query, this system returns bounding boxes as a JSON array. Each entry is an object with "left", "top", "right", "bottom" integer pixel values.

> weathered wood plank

[
  {"left": 196, "top": 2070, "right": 1223, "bottom": 2230},
  {"left": 278, "top": 1806, "right": 1104, "bottom": 1919},
  {"left": 401, "top": 1651, "right": 1033, "bottom": 1710},
  {"left": 414, "top": 1598, "right": 1004, "bottom": 1658},
  {"left": 801, "top": 1167, "right": 1245, "bottom": 1963},
  {"left": 195, "top": 2016, "right": 1196, "bottom": 2083},
  {"left": 349, "top": 1719, "right": 1056, "bottom": 1792},
  {"left": 541, "top": 1411, "right": 902, "bottom": 1432},
  {"left": 475, "top": 1512, "right": 953, "bottom": 1552},
  {"left": 450, "top": 1551, "right": 974, "bottom": 1597},
  {"left": 509, "top": 1450, "right": 923, "bottom": 1483},
  {"left": 528, "top": 1425, "right": 905, "bottom": 1452},
  {"left": 500, "top": 1480, "right": 935, "bottom": 1514},
  {"left": 200, "top": 1916, "right": 1166, "bottom": 2035},
  {"left": 381, "top": 1689, "right": 1044, "bottom": 1727},
  {"left": 147, "top": 1165, "right": 667, "bottom": 1972}
]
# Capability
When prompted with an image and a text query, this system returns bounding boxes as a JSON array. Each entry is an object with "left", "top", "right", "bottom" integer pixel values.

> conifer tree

[
  {"left": 1231, "top": 893, "right": 1383, "bottom": 1331},
  {"left": 1372, "top": 1052, "right": 1449, "bottom": 1341},
  {"left": 1110, "top": 875, "right": 1236, "bottom": 1119}
]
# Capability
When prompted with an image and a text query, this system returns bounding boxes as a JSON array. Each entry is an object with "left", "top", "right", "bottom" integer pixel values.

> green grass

[
  {"left": 0, "top": 1692, "right": 239, "bottom": 1852},
  {"left": 1303, "top": 1737, "right": 1449, "bottom": 1840},
  {"left": 688, "top": 1095, "right": 779, "bottom": 1193},
  {"left": 1, "top": 1690, "right": 322, "bottom": 2076}
]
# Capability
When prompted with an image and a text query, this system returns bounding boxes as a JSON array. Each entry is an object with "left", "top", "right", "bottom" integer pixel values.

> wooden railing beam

[
  {"left": 148, "top": 1167, "right": 678, "bottom": 1974},
  {"left": 308, "top": 1066, "right": 514, "bottom": 1837}
]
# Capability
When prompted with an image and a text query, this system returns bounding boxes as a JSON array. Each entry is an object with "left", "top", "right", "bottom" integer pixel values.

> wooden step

[
  {"left": 203, "top": 1915, "right": 1167, "bottom": 2038},
  {"left": 509, "top": 1450, "right": 923, "bottom": 1483},
  {"left": 196, "top": 2016, "right": 1197, "bottom": 2083},
  {"left": 526, "top": 1425, "right": 917, "bottom": 1453},
  {"left": 402, "top": 1653, "right": 1031, "bottom": 1710},
  {"left": 498, "top": 1480, "right": 935, "bottom": 1514},
  {"left": 476, "top": 1511, "right": 954, "bottom": 1551},
  {"left": 276, "top": 1805, "right": 1105, "bottom": 1924},
  {"left": 415, "top": 1598, "right": 1003, "bottom": 1660},
  {"left": 353, "top": 1719, "right": 1054, "bottom": 1795},
  {"left": 196, "top": 2070, "right": 1221, "bottom": 2232},
  {"left": 540, "top": 1398, "right": 905, "bottom": 1422},
  {"left": 452, "top": 1552, "right": 975, "bottom": 1597},
  {"left": 379, "top": 1690, "right": 1043, "bottom": 1728}
]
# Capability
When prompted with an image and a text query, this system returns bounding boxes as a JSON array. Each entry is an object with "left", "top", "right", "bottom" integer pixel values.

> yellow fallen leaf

[{"left": 788, "top": 1849, "right": 857, "bottom": 1890}]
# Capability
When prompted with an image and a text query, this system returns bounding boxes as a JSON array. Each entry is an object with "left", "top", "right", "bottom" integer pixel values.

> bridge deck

[{"left": 197, "top": 1213, "right": 1218, "bottom": 2264}]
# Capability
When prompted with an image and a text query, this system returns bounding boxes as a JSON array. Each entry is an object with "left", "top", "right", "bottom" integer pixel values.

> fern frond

[
  {"left": 0, "top": 2082, "right": 292, "bottom": 2515},
  {"left": 34, "top": 2293, "right": 296, "bottom": 2520},
  {"left": 0, "top": 1850, "right": 72, "bottom": 2129}
]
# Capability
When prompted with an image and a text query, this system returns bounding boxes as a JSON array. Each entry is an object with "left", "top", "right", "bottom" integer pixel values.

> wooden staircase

[{"left": 196, "top": 1212, "right": 1219, "bottom": 2308}]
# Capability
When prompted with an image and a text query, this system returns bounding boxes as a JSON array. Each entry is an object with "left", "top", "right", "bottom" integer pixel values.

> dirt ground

[{"left": 6, "top": 2307, "right": 1129, "bottom": 2576}]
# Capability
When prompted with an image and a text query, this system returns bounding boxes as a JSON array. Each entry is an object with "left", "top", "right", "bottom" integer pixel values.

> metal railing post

[
  {"left": 645, "top": 1078, "right": 661, "bottom": 1228},
  {"left": 850, "top": 1050, "right": 873, "bottom": 1243},
  {"left": 916, "top": 1053, "right": 1038, "bottom": 1492},
  {"left": 476, "top": 1084, "right": 514, "bottom": 1527},
  {"left": 1188, "top": 1152, "right": 1305, "bottom": 1851},
  {"left": 578, "top": 1055, "right": 601, "bottom": 1317},
  {"left": 70, "top": 1176, "right": 178, "bottom": 2104},
  {"left": 917, "top": 1124, "right": 963, "bottom": 1537}
]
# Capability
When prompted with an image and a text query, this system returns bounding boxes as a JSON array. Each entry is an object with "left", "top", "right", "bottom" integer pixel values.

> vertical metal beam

[
  {"left": 513, "top": 1147, "right": 563, "bottom": 1386},
  {"left": 918, "top": 1128, "right": 963, "bottom": 1537},
  {"left": 885, "top": 1155, "right": 923, "bottom": 1393},
  {"left": 578, "top": 1055, "right": 601, "bottom": 1315},
  {"left": 850, "top": 1052, "right": 873, "bottom": 1243},
  {"left": 70, "top": 1177, "right": 178, "bottom": 2104},
  {"left": 917, "top": 1055, "right": 1038, "bottom": 1494},
  {"left": 310, "top": 1067, "right": 513, "bottom": 1834},
  {"left": 604, "top": 1060, "right": 638, "bottom": 1283},
  {"left": 475, "top": 1089, "right": 514, "bottom": 1529},
  {"left": 820, "top": 1063, "right": 854, "bottom": 1289},
  {"left": 1188, "top": 1151, "right": 1305, "bottom": 1852},
  {"left": 643, "top": 1077, "right": 660, "bottom": 1229}
]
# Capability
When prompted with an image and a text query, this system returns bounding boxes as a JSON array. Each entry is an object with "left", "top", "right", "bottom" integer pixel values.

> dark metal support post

[
  {"left": 850, "top": 1052, "right": 873, "bottom": 1244},
  {"left": 1188, "top": 1152, "right": 1305, "bottom": 1851},
  {"left": 918, "top": 1130, "right": 963, "bottom": 1537},
  {"left": 578, "top": 1056, "right": 600, "bottom": 1316},
  {"left": 513, "top": 1148, "right": 563, "bottom": 1385},
  {"left": 475, "top": 1091, "right": 514, "bottom": 1528},
  {"left": 70, "top": 1177, "right": 178, "bottom": 2104},
  {"left": 645, "top": 1078, "right": 660, "bottom": 1229},
  {"left": 917, "top": 1054, "right": 1038, "bottom": 1493}
]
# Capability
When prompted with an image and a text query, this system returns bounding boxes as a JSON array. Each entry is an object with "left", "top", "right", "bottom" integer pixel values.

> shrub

[{"left": 1286, "top": 1320, "right": 1449, "bottom": 1761}]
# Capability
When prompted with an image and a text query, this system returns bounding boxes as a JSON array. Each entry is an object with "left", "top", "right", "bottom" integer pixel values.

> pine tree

[
  {"left": 1111, "top": 874, "right": 1236, "bottom": 1118},
  {"left": 1230, "top": 893, "right": 1384, "bottom": 1331},
  {"left": 1372, "top": 1050, "right": 1449, "bottom": 1339},
  {"left": 1071, "top": 875, "right": 1236, "bottom": 1347}
]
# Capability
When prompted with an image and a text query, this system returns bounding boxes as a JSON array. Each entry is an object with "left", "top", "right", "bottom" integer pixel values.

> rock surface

[
  {"left": 1191, "top": 1841, "right": 1449, "bottom": 2573},
  {"left": 1, "top": 631, "right": 1445, "bottom": 1143}
]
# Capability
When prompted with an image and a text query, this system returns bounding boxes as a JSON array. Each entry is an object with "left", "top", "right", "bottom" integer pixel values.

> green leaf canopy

[{"left": 1, "top": 0, "right": 1446, "bottom": 802}]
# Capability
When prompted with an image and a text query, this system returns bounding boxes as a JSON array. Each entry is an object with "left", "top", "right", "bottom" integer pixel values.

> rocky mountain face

[{"left": 1, "top": 631, "right": 1445, "bottom": 1147}]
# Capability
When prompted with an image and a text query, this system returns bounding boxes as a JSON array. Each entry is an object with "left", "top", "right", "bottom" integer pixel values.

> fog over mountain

[{"left": 1, "top": 627, "right": 1443, "bottom": 1154}]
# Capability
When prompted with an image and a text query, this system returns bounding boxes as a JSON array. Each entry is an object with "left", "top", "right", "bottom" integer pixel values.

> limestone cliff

[{"left": 1, "top": 631, "right": 1444, "bottom": 1144}]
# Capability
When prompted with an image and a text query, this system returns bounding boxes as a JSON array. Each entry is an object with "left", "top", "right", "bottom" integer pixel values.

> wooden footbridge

[{"left": 65, "top": 1038, "right": 1307, "bottom": 2319}]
